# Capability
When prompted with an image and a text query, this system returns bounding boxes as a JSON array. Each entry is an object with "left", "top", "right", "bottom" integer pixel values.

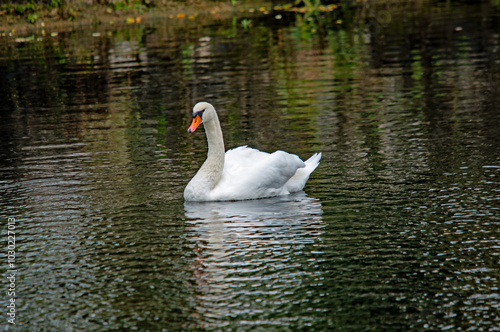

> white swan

[{"left": 184, "top": 102, "right": 322, "bottom": 201}]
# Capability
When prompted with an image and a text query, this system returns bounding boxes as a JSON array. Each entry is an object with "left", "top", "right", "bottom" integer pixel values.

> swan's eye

[{"left": 193, "top": 109, "right": 205, "bottom": 118}]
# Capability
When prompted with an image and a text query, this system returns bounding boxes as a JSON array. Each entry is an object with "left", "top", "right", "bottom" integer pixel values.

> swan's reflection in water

[{"left": 184, "top": 193, "right": 325, "bottom": 328}]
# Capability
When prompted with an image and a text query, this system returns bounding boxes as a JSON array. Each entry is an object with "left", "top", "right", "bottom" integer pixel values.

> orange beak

[{"left": 187, "top": 115, "right": 202, "bottom": 133}]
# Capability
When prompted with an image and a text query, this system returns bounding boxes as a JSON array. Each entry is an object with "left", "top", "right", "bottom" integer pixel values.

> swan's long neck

[{"left": 200, "top": 113, "right": 225, "bottom": 189}]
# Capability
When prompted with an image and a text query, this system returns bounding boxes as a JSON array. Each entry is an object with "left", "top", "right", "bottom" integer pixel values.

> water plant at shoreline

[
  {"left": 0, "top": 0, "right": 343, "bottom": 29},
  {"left": 0, "top": 0, "right": 157, "bottom": 24}
]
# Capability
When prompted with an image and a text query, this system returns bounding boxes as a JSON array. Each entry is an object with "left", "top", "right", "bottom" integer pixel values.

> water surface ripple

[{"left": 0, "top": 1, "right": 499, "bottom": 330}]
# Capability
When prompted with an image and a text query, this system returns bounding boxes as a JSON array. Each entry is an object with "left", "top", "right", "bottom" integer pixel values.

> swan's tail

[
  {"left": 285, "top": 152, "right": 322, "bottom": 193},
  {"left": 304, "top": 152, "right": 322, "bottom": 174}
]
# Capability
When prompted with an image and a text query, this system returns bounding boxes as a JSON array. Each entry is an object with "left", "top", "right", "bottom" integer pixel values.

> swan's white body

[{"left": 184, "top": 102, "right": 321, "bottom": 202}]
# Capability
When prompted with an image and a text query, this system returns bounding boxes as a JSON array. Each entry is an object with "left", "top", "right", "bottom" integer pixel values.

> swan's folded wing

[{"left": 211, "top": 146, "right": 305, "bottom": 200}]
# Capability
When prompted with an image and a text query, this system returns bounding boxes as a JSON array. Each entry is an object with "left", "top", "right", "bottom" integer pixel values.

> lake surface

[{"left": 1, "top": 1, "right": 500, "bottom": 330}]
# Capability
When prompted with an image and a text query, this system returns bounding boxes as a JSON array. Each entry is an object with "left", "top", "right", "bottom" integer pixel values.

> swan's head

[{"left": 187, "top": 102, "right": 216, "bottom": 133}]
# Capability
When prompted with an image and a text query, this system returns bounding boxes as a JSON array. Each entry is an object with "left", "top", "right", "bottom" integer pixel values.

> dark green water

[{"left": 1, "top": 1, "right": 500, "bottom": 330}]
